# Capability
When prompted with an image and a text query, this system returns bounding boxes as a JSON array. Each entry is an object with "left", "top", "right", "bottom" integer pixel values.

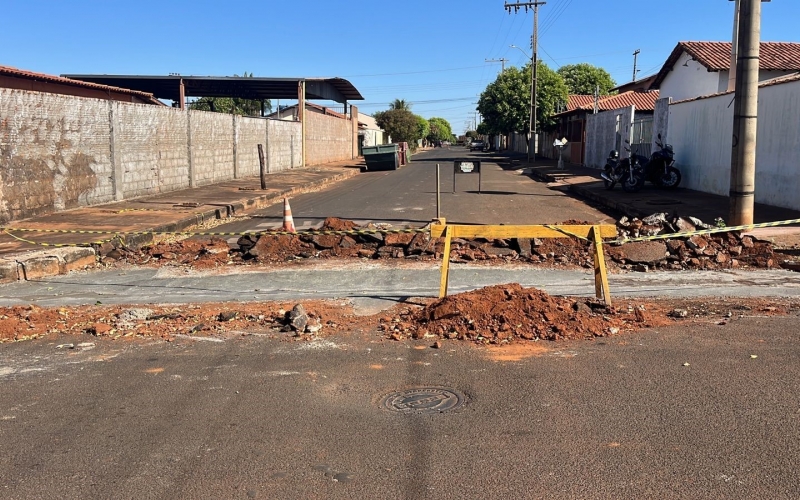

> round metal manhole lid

[{"left": 381, "top": 387, "right": 466, "bottom": 414}]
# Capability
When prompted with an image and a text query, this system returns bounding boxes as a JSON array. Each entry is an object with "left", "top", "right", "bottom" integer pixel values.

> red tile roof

[
  {"left": 560, "top": 90, "right": 660, "bottom": 115},
  {"left": 0, "top": 64, "right": 159, "bottom": 101},
  {"left": 566, "top": 94, "right": 596, "bottom": 111},
  {"left": 652, "top": 41, "right": 800, "bottom": 88}
]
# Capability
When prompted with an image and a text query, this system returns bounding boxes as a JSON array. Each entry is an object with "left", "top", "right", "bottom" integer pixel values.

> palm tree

[{"left": 389, "top": 99, "right": 411, "bottom": 111}]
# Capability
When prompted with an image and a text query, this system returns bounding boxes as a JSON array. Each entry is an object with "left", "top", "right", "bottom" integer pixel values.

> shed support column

[
  {"left": 298, "top": 80, "right": 306, "bottom": 167},
  {"left": 178, "top": 78, "right": 185, "bottom": 110}
]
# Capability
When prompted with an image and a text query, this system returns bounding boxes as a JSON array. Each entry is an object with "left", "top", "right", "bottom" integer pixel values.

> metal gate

[{"left": 631, "top": 116, "right": 653, "bottom": 157}]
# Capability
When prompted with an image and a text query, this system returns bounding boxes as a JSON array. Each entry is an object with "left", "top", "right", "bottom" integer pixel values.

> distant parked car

[{"left": 469, "top": 140, "right": 485, "bottom": 152}]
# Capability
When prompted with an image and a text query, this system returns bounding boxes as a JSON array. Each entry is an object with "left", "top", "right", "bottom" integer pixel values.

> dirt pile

[{"left": 380, "top": 284, "right": 660, "bottom": 343}]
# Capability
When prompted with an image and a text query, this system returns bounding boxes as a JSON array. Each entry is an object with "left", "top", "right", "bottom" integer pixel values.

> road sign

[{"left": 453, "top": 160, "right": 482, "bottom": 193}]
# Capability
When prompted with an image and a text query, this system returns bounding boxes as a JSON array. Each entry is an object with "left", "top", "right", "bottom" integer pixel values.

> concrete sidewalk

[
  {"left": 521, "top": 156, "right": 800, "bottom": 246},
  {"left": 0, "top": 159, "right": 363, "bottom": 281}
]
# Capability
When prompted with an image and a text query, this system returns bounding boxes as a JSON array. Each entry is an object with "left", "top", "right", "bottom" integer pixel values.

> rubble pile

[
  {"left": 381, "top": 284, "right": 659, "bottom": 343},
  {"left": 608, "top": 213, "right": 776, "bottom": 271},
  {"left": 0, "top": 301, "right": 343, "bottom": 343},
  {"left": 102, "top": 214, "right": 782, "bottom": 272}
]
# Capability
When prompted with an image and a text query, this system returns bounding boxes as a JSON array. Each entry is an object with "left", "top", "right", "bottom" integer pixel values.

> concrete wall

[
  {"left": 305, "top": 110, "right": 354, "bottom": 166},
  {"left": 585, "top": 106, "right": 634, "bottom": 169},
  {"left": 0, "top": 88, "right": 317, "bottom": 223},
  {"left": 668, "top": 78, "right": 800, "bottom": 211},
  {"left": 651, "top": 97, "right": 671, "bottom": 154}
]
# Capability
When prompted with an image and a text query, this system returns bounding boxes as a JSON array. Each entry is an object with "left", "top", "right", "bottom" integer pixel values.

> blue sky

[{"left": 3, "top": 0, "right": 799, "bottom": 133}]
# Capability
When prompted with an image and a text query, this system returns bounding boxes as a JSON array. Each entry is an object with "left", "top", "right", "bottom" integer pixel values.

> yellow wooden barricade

[{"left": 430, "top": 219, "right": 616, "bottom": 305}]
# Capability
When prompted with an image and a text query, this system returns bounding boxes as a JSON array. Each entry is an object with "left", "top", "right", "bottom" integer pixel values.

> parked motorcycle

[
  {"left": 601, "top": 147, "right": 642, "bottom": 192},
  {"left": 601, "top": 134, "right": 681, "bottom": 192}
]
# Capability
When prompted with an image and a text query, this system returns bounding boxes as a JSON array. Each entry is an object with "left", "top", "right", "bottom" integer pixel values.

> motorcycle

[
  {"left": 601, "top": 146, "right": 642, "bottom": 192},
  {"left": 601, "top": 134, "right": 681, "bottom": 192}
]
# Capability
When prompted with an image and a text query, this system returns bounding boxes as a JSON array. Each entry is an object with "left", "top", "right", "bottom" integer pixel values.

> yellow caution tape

[
  {"left": 610, "top": 217, "right": 800, "bottom": 245},
  {"left": 0, "top": 226, "right": 428, "bottom": 239},
  {"left": 542, "top": 224, "right": 590, "bottom": 242},
  {"left": 2, "top": 230, "right": 118, "bottom": 248}
]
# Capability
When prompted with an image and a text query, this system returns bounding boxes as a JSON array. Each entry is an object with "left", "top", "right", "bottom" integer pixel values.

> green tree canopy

[
  {"left": 416, "top": 115, "right": 430, "bottom": 141},
  {"left": 374, "top": 109, "right": 422, "bottom": 144},
  {"left": 188, "top": 72, "right": 271, "bottom": 116},
  {"left": 477, "top": 61, "right": 568, "bottom": 135},
  {"left": 389, "top": 99, "right": 411, "bottom": 111},
  {"left": 427, "top": 117, "right": 454, "bottom": 142},
  {"left": 556, "top": 63, "right": 616, "bottom": 96}
]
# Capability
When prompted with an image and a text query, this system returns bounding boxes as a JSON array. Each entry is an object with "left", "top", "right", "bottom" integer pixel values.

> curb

[
  {"left": 528, "top": 167, "right": 649, "bottom": 219},
  {"left": 0, "top": 167, "right": 360, "bottom": 284}
]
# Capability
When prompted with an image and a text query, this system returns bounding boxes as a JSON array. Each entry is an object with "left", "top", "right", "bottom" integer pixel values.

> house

[
  {"left": 357, "top": 112, "right": 386, "bottom": 151},
  {"left": 0, "top": 64, "right": 163, "bottom": 105},
  {"left": 546, "top": 90, "right": 660, "bottom": 165},
  {"left": 651, "top": 41, "right": 800, "bottom": 102},
  {"left": 610, "top": 75, "right": 657, "bottom": 94}
]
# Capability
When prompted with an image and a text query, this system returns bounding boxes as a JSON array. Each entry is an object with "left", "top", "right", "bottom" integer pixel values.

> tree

[
  {"left": 374, "top": 109, "right": 422, "bottom": 144},
  {"left": 427, "top": 117, "right": 454, "bottom": 143},
  {"left": 556, "top": 63, "right": 616, "bottom": 96},
  {"left": 389, "top": 99, "right": 411, "bottom": 111},
  {"left": 477, "top": 61, "right": 568, "bottom": 135},
  {"left": 189, "top": 72, "right": 271, "bottom": 116},
  {"left": 416, "top": 115, "right": 430, "bottom": 142}
]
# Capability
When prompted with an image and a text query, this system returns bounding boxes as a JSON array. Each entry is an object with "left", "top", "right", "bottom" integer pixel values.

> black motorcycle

[
  {"left": 601, "top": 146, "right": 642, "bottom": 192},
  {"left": 602, "top": 134, "right": 681, "bottom": 192}
]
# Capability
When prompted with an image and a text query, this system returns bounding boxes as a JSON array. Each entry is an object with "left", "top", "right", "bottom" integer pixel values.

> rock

[
  {"left": 407, "top": 233, "right": 432, "bottom": 254},
  {"left": 688, "top": 258, "right": 702, "bottom": 267},
  {"left": 670, "top": 309, "right": 689, "bottom": 318},
  {"left": 340, "top": 236, "right": 357, "bottom": 249},
  {"left": 358, "top": 249, "right": 375, "bottom": 258},
  {"left": 633, "top": 264, "right": 649, "bottom": 272},
  {"left": 665, "top": 240, "right": 685, "bottom": 253},
  {"left": 642, "top": 213, "right": 668, "bottom": 225},
  {"left": 383, "top": 232, "right": 415, "bottom": 247},
  {"left": 305, "top": 318, "right": 322, "bottom": 334},
  {"left": 432, "top": 340, "right": 442, "bottom": 349},
  {"left": 89, "top": 323, "right": 112, "bottom": 336},
  {"left": 218, "top": 311, "right": 238, "bottom": 322},
  {"left": 729, "top": 245, "right": 743, "bottom": 256},
  {"left": 287, "top": 304, "right": 308, "bottom": 332},
  {"left": 116, "top": 308, "right": 154, "bottom": 327},
  {"left": 675, "top": 217, "right": 697, "bottom": 233},
  {"left": 741, "top": 236, "right": 755, "bottom": 248},
  {"left": 377, "top": 246, "right": 404, "bottom": 258},
  {"left": 617, "top": 241, "right": 668, "bottom": 264},
  {"left": 483, "top": 247, "right": 518, "bottom": 258},
  {"left": 311, "top": 234, "right": 340, "bottom": 249},
  {"left": 237, "top": 235, "right": 257, "bottom": 251},
  {"left": 686, "top": 235, "right": 708, "bottom": 251},
  {"left": 515, "top": 238, "right": 532, "bottom": 258},
  {"left": 572, "top": 301, "right": 593, "bottom": 315},
  {"left": 358, "top": 225, "right": 385, "bottom": 244},
  {"left": 715, "top": 253, "right": 729, "bottom": 264}
]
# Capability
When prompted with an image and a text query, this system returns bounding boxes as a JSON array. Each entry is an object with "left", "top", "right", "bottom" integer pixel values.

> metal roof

[{"left": 60, "top": 75, "right": 364, "bottom": 103}]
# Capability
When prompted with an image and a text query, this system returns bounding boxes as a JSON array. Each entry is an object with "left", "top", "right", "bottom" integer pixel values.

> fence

[
  {"left": 0, "top": 88, "right": 358, "bottom": 223},
  {"left": 631, "top": 115, "right": 653, "bottom": 158}
]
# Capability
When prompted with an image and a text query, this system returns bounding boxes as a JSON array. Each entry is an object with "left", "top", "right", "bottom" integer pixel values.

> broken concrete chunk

[{"left": 287, "top": 304, "right": 308, "bottom": 332}]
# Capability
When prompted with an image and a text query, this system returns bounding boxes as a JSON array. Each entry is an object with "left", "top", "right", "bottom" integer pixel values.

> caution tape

[
  {"left": 609, "top": 217, "right": 800, "bottom": 245},
  {"left": 0, "top": 226, "right": 429, "bottom": 239},
  {"left": 2, "top": 230, "right": 119, "bottom": 248},
  {"left": 542, "top": 224, "right": 590, "bottom": 242}
]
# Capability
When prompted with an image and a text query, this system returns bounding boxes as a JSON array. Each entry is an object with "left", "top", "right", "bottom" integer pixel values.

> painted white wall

[
  {"left": 660, "top": 52, "right": 721, "bottom": 102},
  {"left": 660, "top": 51, "right": 799, "bottom": 101},
  {"left": 668, "top": 78, "right": 800, "bottom": 211}
]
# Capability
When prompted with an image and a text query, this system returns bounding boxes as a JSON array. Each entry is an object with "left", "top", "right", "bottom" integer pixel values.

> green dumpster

[{"left": 363, "top": 144, "right": 399, "bottom": 171}]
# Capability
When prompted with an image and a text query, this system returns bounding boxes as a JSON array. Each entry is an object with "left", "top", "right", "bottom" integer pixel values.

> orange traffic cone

[{"left": 282, "top": 198, "right": 296, "bottom": 233}]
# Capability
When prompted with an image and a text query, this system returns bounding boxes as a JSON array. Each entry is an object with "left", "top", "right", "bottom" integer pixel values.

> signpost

[{"left": 453, "top": 160, "right": 481, "bottom": 193}]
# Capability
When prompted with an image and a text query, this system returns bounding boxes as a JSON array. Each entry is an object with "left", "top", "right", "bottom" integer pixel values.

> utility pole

[
  {"left": 485, "top": 57, "right": 509, "bottom": 72},
  {"left": 505, "top": 0, "right": 545, "bottom": 164},
  {"left": 730, "top": 0, "right": 763, "bottom": 225},
  {"left": 632, "top": 49, "right": 641, "bottom": 82}
]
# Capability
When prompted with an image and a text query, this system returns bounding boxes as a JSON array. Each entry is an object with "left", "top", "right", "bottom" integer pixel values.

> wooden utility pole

[
  {"left": 505, "top": 1, "right": 545, "bottom": 164},
  {"left": 729, "top": 0, "right": 763, "bottom": 225},
  {"left": 485, "top": 57, "right": 509, "bottom": 72},
  {"left": 632, "top": 49, "right": 641, "bottom": 82}
]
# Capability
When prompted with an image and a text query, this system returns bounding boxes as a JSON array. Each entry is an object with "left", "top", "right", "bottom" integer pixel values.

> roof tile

[{"left": 0, "top": 64, "right": 158, "bottom": 100}]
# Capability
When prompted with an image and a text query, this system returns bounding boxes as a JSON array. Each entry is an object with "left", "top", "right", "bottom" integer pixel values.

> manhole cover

[{"left": 381, "top": 387, "right": 465, "bottom": 414}]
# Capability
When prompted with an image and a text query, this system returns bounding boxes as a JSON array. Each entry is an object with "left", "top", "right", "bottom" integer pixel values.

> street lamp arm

[{"left": 509, "top": 44, "right": 532, "bottom": 60}]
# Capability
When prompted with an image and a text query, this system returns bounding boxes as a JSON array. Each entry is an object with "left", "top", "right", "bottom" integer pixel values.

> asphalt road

[
  {"left": 210, "top": 147, "right": 615, "bottom": 237},
  {"left": 2, "top": 314, "right": 800, "bottom": 499}
]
